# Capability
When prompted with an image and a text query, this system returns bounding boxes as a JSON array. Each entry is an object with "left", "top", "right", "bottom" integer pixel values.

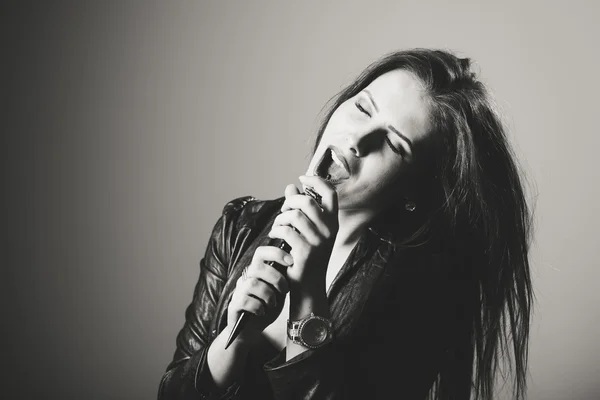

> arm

[
  {"left": 263, "top": 198, "right": 453, "bottom": 399},
  {"left": 263, "top": 284, "right": 450, "bottom": 400},
  {"left": 286, "top": 286, "right": 330, "bottom": 360},
  {"left": 264, "top": 289, "right": 345, "bottom": 399},
  {"left": 262, "top": 177, "right": 348, "bottom": 398},
  {"left": 157, "top": 197, "right": 252, "bottom": 400}
]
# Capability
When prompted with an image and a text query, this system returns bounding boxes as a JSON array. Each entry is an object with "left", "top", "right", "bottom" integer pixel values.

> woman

[{"left": 158, "top": 48, "right": 533, "bottom": 400}]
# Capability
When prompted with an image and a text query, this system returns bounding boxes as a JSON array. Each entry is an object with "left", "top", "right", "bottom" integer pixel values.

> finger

[
  {"left": 273, "top": 209, "right": 321, "bottom": 246},
  {"left": 241, "top": 277, "right": 279, "bottom": 309},
  {"left": 252, "top": 245, "right": 294, "bottom": 268},
  {"left": 237, "top": 294, "right": 267, "bottom": 316},
  {"left": 280, "top": 194, "right": 332, "bottom": 238},
  {"left": 249, "top": 247, "right": 291, "bottom": 294},
  {"left": 231, "top": 283, "right": 267, "bottom": 315},
  {"left": 281, "top": 184, "right": 301, "bottom": 212},
  {"left": 268, "top": 225, "right": 308, "bottom": 256},
  {"left": 244, "top": 265, "right": 289, "bottom": 298},
  {"left": 285, "top": 183, "right": 300, "bottom": 197},
  {"left": 298, "top": 175, "right": 338, "bottom": 214}
]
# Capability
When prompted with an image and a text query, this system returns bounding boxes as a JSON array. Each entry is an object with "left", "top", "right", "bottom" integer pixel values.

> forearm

[
  {"left": 158, "top": 323, "right": 252, "bottom": 399},
  {"left": 265, "top": 334, "right": 344, "bottom": 399},
  {"left": 286, "top": 283, "right": 330, "bottom": 361},
  {"left": 206, "top": 324, "right": 253, "bottom": 389}
]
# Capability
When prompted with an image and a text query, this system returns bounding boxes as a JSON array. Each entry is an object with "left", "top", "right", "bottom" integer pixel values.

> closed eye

[
  {"left": 355, "top": 100, "right": 371, "bottom": 117},
  {"left": 355, "top": 95, "right": 405, "bottom": 157},
  {"left": 385, "top": 136, "right": 405, "bottom": 156}
]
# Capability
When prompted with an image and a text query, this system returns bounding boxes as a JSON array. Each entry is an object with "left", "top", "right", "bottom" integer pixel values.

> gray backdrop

[{"left": 4, "top": 1, "right": 599, "bottom": 399}]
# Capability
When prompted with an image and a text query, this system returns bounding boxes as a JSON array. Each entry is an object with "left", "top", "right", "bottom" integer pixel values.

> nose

[{"left": 344, "top": 125, "right": 378, "bottom": 157}]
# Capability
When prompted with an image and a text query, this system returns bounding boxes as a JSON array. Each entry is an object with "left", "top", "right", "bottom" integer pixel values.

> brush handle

[{"left": 224, "top": 187, "right": 321, "bottom": 349}]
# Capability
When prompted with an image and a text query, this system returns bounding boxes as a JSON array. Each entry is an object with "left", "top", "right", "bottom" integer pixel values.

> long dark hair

[{"left": 312, "top": 49, "right": 534, "bottom": 400}]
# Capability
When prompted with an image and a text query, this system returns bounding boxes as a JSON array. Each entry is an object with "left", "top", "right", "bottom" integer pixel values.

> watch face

[{"left": 301, "top": 318, "right": 329, "bottom": 346}]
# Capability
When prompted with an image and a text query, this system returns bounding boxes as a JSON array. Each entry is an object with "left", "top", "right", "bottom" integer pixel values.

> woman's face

[{"left": 307, "top": 69, "right": 433, "bottom": 212}]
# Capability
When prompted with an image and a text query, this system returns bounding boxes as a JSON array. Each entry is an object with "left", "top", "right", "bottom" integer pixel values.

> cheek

[
  {"left": 361, "top": 157, "right": 405, "bottom": 194},
  {"left": 320, "top": 122, "right": 338, "bottom": 141},
  {"left": 367, "top": 153, "right": 403, "bottom": 180}
]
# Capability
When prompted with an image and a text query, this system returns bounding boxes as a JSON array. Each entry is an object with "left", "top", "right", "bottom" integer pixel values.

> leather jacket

[{"left": 158, "top": 196, "right": 471, "bottom": 399}]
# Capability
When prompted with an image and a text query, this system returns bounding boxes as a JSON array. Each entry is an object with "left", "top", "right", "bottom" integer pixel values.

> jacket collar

[
  {"left": 366, "top": 206, "right": 415, "bottom": 248},
  {"left": 367, "top": 225, "right": 397, "bottom": 246}
]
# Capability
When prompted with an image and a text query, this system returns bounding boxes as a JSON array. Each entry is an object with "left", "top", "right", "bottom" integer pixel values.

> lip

[{"left": 329, "top": 145, "right": 351, "bottom": 176}]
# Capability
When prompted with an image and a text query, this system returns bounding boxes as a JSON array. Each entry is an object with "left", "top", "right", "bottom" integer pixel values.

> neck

[{"left": 335, "top": 207, "right": 379, "bottom": 247}]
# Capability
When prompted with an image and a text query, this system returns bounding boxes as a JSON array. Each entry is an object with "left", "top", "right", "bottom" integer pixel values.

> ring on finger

[{"left": 304, "top": 186, "right": 323, "bottom": 207}]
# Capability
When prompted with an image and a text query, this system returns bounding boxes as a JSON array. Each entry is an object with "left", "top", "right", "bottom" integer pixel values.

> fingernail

[{"left": 284, "top": 254, "right": 294, "bottom": 265}]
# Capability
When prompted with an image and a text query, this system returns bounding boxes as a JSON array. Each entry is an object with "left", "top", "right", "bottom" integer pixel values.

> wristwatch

[{"left": 287, "top": 312, "right": 333, "bottom": 349}]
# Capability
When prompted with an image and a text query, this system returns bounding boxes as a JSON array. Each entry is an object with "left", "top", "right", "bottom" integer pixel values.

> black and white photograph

[{"left": 4, "top": 1, "right": 599, "bottom": 399}]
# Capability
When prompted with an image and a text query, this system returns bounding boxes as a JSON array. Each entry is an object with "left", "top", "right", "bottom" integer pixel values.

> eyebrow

[
  {"left": 388, "top": 125, "right": 414, "bottom": 154},
  {"left": 363, "top": 89, "right": 379, "bottom": 112},
  {"left": 363, "top": 89, "right": 414, "bottom": 154}
]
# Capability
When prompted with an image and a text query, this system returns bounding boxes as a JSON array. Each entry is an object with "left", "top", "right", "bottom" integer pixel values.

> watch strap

[{"left": 287, "top": 312, "right": 333, "bottom": 349}]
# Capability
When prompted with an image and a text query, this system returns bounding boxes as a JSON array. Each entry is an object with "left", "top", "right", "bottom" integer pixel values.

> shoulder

[
  {"left": 222, "top": 195, "right": 259, "bottom": 215},
  {"left": 220, "top": 195, "right": 284, "bottom": 231}
]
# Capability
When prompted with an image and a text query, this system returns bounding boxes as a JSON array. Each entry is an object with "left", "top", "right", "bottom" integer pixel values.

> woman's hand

[
  {"left": 268, "top": 175, "right": 339, "bottom": 295},
  {"left": 227, "top": 246, "right": 291, "bottom": 343}
]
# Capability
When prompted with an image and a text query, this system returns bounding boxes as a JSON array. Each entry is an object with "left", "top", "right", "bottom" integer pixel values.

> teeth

[{"left": 331, "top": 150, "right": 345, "bottom": 170}]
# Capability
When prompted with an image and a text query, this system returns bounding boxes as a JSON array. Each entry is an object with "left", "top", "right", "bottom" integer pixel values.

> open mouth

[{"left": 315, "top": 148, "right": 350, "bottom": 185}]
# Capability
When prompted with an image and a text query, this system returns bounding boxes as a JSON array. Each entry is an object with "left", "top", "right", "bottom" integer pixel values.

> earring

[{"left": 404, "top": 200, "right": 416, "bottom": 212}]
